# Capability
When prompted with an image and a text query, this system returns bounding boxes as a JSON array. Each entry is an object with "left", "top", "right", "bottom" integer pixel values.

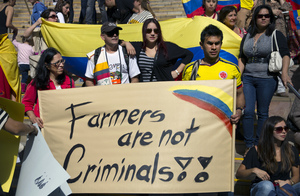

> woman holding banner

[
  {"left": 122, "top": 18, "right": 193, "bottom": 82},
  {"left": 22, "top": 47, "right": 74, "bottom": 128},
  {"left": 238, "top": 5, "right": 292, "bottom": 155},
  {"left": 236, "top": 116, "right": 300, "bottom": 195}
]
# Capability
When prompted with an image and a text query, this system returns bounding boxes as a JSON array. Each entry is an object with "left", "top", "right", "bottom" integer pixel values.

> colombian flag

[
  {"left": 290, "top": 10, "right": 300, "bottom": 30},
  {"left": 182, "top": 0, "right": 240, "bottom": 18},
  {"left": 41, "top": 16, "right": 242, "bottom": 78}
]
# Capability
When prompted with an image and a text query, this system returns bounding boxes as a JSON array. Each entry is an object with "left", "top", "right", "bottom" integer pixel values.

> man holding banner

[
  {"left": 85, "top": 22, "right": 140, "bottom": 86},
  {"left": 182, "top": 24, "right": 245, "bottom": 124}
]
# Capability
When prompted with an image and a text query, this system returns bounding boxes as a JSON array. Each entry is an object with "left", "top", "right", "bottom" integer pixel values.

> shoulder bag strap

[{"left": 150, "top": 51, "right": 158, "bottom": 82}]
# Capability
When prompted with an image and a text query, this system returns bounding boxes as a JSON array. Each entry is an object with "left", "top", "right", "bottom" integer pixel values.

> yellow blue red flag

[
  {"left": 41, "top": 17, "right": 241, "bottom": 78},
  {"left": 290, "top": 10, "right": 300, "bottom": 30},
  {"left": 182, "top": 0, "right": 240, "bottom": 18}
]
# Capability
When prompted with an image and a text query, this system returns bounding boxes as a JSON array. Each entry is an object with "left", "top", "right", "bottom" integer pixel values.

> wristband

[
  {"left": 290, "top": 179, "right": 295, "bottom": 185},
  {"left": 175, "top": 70, "right": 180, "bottom": 76}
]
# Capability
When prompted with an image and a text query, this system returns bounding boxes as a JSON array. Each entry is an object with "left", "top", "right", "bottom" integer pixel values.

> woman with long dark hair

[
  {"left": 236, "top": 116, "right": 300, "bottom": 195},
  {"left": 238, "top": 5, "right": 292, "bottom": 154},
  {"left": 22, "top": 47, "right": 74, "bottom": 128},
  {"left": 54, "top": 0, "right": 70, "bottom": 23},
  {"left": 123, "top": 18, "right": 193, "bottom": 82}
]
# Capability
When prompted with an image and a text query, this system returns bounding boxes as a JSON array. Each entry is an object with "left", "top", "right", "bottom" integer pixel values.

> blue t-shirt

[{"left": 31, "top": 1, "right": 47, "bottom": 24}]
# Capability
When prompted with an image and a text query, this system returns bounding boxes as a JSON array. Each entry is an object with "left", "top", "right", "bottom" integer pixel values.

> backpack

[{"left": 93, "top": 46, "right": 130, "bottom": 81}]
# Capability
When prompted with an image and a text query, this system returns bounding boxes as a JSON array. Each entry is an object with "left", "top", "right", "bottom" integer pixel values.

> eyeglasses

[
  {"left": 48, "top": 15, "right": 58, "bottom": 19},
  {"left": 274, "top": 126, "right": 289, "bottom": 133},
  {"left": 106, "top": 30, "right": 119, "bottom": 37},
  {"left": 257, "top": 14, "right": 270, "bottom": 19},
  {"left": 49, "top": 59, "right": 65, "bottom": 67},
  {"left": 146, "top": 28, "right": 159, "bottom": 34}
]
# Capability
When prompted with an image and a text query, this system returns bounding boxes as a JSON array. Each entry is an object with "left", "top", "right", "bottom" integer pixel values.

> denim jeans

[
  {"left": 79, "top": 0, "right": 88, "bottom": 24},
  {"left": 86, "top": 0, "right": 107, "bottom": 24},
  {"left": 242, "top": 75, "right": 277, "bottom": 148},
  {"left": 293, "top": 182, "right": 300, "bottom": 195},
  {"left": 68, "top": 0, "right": 74, "bottom": 23},
  {"left": 250, "top": 181, "right": 275, "bottom": 196},
  {"left": 19, "top": 64, "right": 30, "bottom": 84}
]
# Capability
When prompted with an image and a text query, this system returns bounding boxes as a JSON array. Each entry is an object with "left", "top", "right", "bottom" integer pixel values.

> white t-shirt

[
  {"left": 85, "top": 46, "right": 140, "bottom": 84},
  {"left": 57, "top": 12, "right": 65, "bottom": 23}
]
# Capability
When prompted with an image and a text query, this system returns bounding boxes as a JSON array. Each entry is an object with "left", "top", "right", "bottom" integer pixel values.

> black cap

[{"left": 101, "top": 22, "right": 122, "bottom": 34}]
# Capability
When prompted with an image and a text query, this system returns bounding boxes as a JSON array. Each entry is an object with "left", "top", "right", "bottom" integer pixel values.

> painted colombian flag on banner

[
  {"left": 290, "top": 10, "right": 300, "bottom": 30},
  {"left": 41, "top": 16, "right": 241, "bottom": 78},
  {"left": 287, "top": 0, "right": 300, "bottom": 10},
  {"left": 182, "top": 0, "right": 240, "bottom": 18}
]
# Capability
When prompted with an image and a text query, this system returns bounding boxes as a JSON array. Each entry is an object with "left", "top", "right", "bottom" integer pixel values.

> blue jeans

[
  {"left": 250, "top": 181, "right": 275, "bottom": 196},
  {"left": 293, "top": 182, "right": 300, "bottom": 195},
  {"left": 242, "top": 75, "right": 277, "bottom": 148},
  {"left": 19, "top": 64, "right": 30, "bottom": 83},
  {"left": 68, "top": 0, "right": 74, "bottom": 23},
  {"left": 86, "top": 0, "right": 107, "bottom": 24},
  {"left": 79, "top": 0, "right": 88, "bottom": 24}
]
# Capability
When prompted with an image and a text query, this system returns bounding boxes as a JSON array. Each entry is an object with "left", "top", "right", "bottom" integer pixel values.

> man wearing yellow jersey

[{"left": 182, "top": 24, "right": 245, "bottom": 125}]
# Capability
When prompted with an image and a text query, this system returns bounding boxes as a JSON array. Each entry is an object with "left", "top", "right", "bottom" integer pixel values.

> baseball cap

[{"left": 101, "top": 22, "right": 122, "bottom": 34}]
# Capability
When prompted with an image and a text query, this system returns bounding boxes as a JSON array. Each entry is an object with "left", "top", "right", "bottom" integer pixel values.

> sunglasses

[
  {"left": 274, "top": 126, "right": 289, "bottom": 133},
  {"left": 48, "top": 15, "right": 58, "bottom": 19},
  {"left": 257, "top": 14, "right": 270, "bottom": 19},
  {"left": 106, "top": 30, "right": 119, "bottom": 37},
  {"left": 49, "top": 59, "right": 65, "bottom": 67},
  {"left": 146, "top": 28, "right": 159, "bottom": 34}
]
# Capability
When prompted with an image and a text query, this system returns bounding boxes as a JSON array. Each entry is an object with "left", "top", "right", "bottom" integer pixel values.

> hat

[{"left": 101, "top": 22, "right": 122, "bottom": 34}]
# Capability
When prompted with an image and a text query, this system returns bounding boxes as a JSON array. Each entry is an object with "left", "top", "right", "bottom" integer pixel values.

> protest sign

[
  {"left": 39, "top": 80, "right": 236, "bottom": 193},
  {"left": 0, "top": 97, "right": 22, "bottom": 192},
  {"left": 16, "top": 124, "right": 71, "bottom": 196}
]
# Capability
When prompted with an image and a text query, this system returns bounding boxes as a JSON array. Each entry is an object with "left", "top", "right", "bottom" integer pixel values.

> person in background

[
  {"left": 219, "top": 6, "right": 247, "bottom": 38},
  {"left": 127, "top": 0, "right": 155, "bottom": 24},
  {"left": 0, "top": 0, "right": 17, "bottom": 36},
  {"left": 105, "top": 0, "right": 136, "bottom": 24},
  {"left": 0, "top": 108, "right": 38, "bottom": 135},
  {"left": 12, "top": 35, "right": 34, "bottom": 93},
  {"left": 54, "top": 0, "right": 71, "bottom": 23},
  {"left": 86, "top": 0, "right": 107, "bottom": 24},
  {"left": 122, "top": 18, "right": 193, "bottom": 82},
  {"left": 28, "top": 0, "right": 47, "bottom": 25},
  {"left": 236, "top": 116, "right": 300, "bottom": 195},
  {"left": 67, "top": 0, "right": 73, "bottom": 23},
  {"left": 237, "top": 0, "right": 256, "bottom": 30},
  {"left": 201, "top": 0, "right": 218, "bottom": 20},
  {"left": 238, "top": 5, "right": 292, "bottom": 156},
  {"left": 22, "top": 47, "right": 75, "bottom": 128}
]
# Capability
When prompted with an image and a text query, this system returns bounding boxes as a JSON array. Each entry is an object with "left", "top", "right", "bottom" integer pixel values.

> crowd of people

[{"left": 1, "top": 0, "right": 300, "bottom": 195}]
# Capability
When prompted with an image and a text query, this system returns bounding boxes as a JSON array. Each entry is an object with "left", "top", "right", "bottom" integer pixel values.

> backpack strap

[
  {"left": 94, "top": 46, "right": 102, "bottom": 66},
  {"left": 122, "top": 46, "right": 131, "bottom": 82},
  {"left": 190, "top": 60, "right": 200, "bottom": 80}
]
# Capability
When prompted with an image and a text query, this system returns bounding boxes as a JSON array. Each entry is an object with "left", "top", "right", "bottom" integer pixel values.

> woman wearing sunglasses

[
  {"left": 238, "top": 5, "right": 292, "bottom": 156},
  {"left": 22, "top": 47, "right": 74, "bottom": 128},
  {"left": 236, "top": 116, "right": 300, "bottom": 195},
  {"left": 122, "top": 18, "right": 193, "bottom": 81}
]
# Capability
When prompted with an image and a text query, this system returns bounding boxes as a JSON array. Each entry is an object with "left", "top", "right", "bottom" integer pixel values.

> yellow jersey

[{"left": 182, "top": 58, "right": 242, "bottom": 89}]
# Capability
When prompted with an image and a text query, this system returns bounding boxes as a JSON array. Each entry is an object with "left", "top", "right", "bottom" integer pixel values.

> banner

[
  {"left": 39, "top": 80, "right": 236, "bottom": 193},
  {"left": 182, "top": 0, "right": 240, "bottom": 18},
  {"left": 41, "top": 17, "right": 241, "bottom": 78},
  {"left": 290, "top": 10, "right": 300, "bottom": 30},
  {"left": 0, "top": 97, "right": 22, "bottom": 192}
]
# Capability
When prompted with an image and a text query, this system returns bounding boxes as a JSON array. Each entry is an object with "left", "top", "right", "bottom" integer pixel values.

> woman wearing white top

[
  {"left": 127, "top": 0, "right": 155, "bottom": 24},
  {"left": 54, "top": 0, "right": 70, "bottom": 23}
]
